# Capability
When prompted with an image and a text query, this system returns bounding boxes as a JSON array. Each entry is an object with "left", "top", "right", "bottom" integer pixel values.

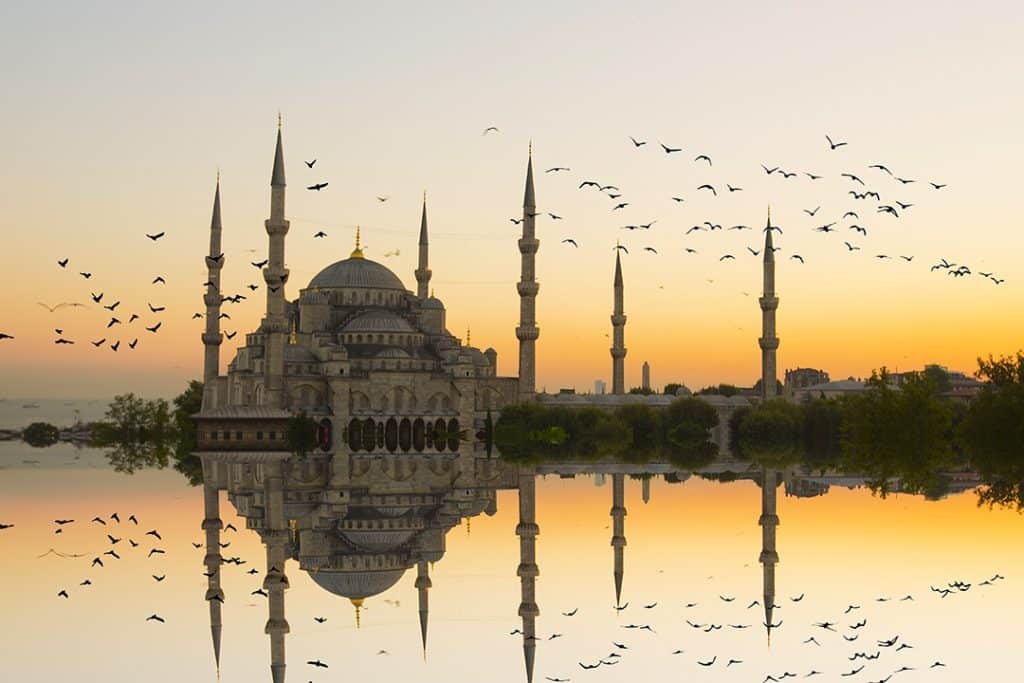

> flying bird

[
  {"left": 145, "top": 322, "right": 162, "bottom": 333},
  {"left": 146, "top": 232, "right": 165, "bottom": 241},
  {"left": 660, "top": 143, "right": 681, "bottom": 154},
  {"left": 561, "top": 239, "right": 578, "bottom": 247},
  {"left": 546, "top": 166, "right": 570, "bottom": 173},
  {"left": 306, "top": 182, "right": 328, "bottom": 191},
  {"left": 826, "top": 135, "right": 848, "bottom": 149},
  {"left": 304, "top": 159, "right": 316, "bottom": 168},
  {"left": 482, "top": 126, "right": 499, "bottom": 135},
  {"left": 313, "top": 231, "right": 327, "bottom": 238},
  {"left": 790, "top": 254, "right": 805, "bottom": 263},
  {"left": 696, "top": 184, "right": 717, "bottom": 195},
  {"left": 152, "top": 276, "right": 165, "bottom": 284},
  {"left": 58, "top": 258, "right": 69, "bottom": 268},
  {"left": 694, "top": 154, "right": 712, "bottom": 165},
  {"left": 629, "top": 136, "right": 646, "bottom": 147}
]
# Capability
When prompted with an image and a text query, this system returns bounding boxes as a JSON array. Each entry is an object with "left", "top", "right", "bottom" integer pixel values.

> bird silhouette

[
  {"left": 482, "top": 126, "right": 499, "bottom": 135},
  {"left": 762, "top": 165, "right": 779, "bottom": 175},
  {"left": 251, "top": 259, "right": 268, "bottom": 268},
  {"left": 314, "top": 231, "right": 327, "bottom": 238},
  {"left": 561, "top": 239, "right": 578, "bottom": 247},
  {"left": 629, "top": 136, "right": 646, "bottom": 147},
  {"left": 80, "top": 272, "right": 92, "bottom": 279},
  {"left": 152, "top": 574, "right": 166, "bottom": 582},
  {"left": 696, "top": 184, "right": 717, "bottom": 195},
  {"left": 146, "top": 232, "right": 165, "bottom": 241},
  {"left": 720, "top": 254, "right": 736, "bottom": 261},
  {"left": 305, "top": 159, "right": 316, "bottom": 168},
  {"left": 152, "top": 276, "right": 166, "bottom": 284},
  {"left": 826, "top": 135, "right": 848, "bottom": 149},
  {"left": 841, "top": 173, "right": 864, "bottom": 185},
  {"left": 57, "top": 590, "right": 69, "bottom": 598},
  {"left": 790, "top": 254, "right": 805, "bottom": 263},
  {"left": 145, "top": 322, "right": 162, "bottom": 333},
  {"left": 545, "top": 166, "right": 570, "bottom": 173},
  {"left": 643, "top": 247, "right": 658, "bottom": 254},
  {"left": 694, "top": 154, "right": 712, "bottom": 165},
  {"left": 307, "top": 182, "right": 329, "bottom": 191},
  {"left": 661, "top": 143, "right": 681, "bottom": 154},
  {"left": 804, "top": 207, "right": 820, "bottom": 216},
  {"left": 930, "top": 182, "right": 947, "bottom": 189},
  {"left": 612, "top": 203, "right": 629, "bottom": 211}
]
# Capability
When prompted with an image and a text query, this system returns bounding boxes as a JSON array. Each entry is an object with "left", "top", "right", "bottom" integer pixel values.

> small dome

[
  {"left": 422, "top": 296, "right": 444, "bottom": 310},
  {"left": 674, "top": 385, "right": 693, "bottom": 397},
  {"left": 308, "top": 257, "right": 407, "bottom": 291},
  {"left": 340, "top": 528, "right": 418, "bottom": 552},
  {"left": 308, "top": 568, "right": 407, "bottom": 599},
  {"left": 341, "top": 311, "right": 415, "bottom": 334}
]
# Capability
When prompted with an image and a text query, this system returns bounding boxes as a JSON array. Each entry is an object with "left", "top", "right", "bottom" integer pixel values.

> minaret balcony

[
  {"left": 758, "top": 337, "right": 780, "bottom": 351},
  {"left": 759, "top": 550, "right": 779, "bottom": 563},
  {"left": 516, "top": 281, "right": 539, "bottom": 297},
  {"left": 610, "top": 314, "right": 626, "bottom": 325},
  {"left": 201, "top": 332, "right": 224, "bottom": 346},
  {"left": 610, "top": 347, "right": 627, "bottom": 359},
  {"left": 515, "top": 522, "right": 540, "bottom": 536},
  {"left": 758, "top": 513, "right": 780, "bottom": 525},
  {"left": 517, "top": 237, "right": 539, "bottom": 254},
  {"left": 264, "top": 618, "right": 290, "bottom": 634},
  {"left": 759, "top": 296, "right": 779, "bottom": 309},
  {"left": 263, "top": 218, "right": 290, "bottom": 235},
  {"left": 515, "top": 326, "right": 540, "bottom": 341},
  {"left": 518, "top": 602, "right": 540, "bottom": 617},
  {"left": 517, "top": 562, "right": 540, "bottom": 578}
]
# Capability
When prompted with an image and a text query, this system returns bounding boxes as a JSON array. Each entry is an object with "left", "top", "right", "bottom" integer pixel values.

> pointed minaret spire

[
  {"left": 759, "top": 468, "right": 780, "bottom": 645},
  {"left": 415, "top": 561, "right": 431, "bottom": 658},
  {"left": 516, "top": 469, "right": 540, "bottom": 683},
  {"left": 202, "top": 175, "right": 225, "bottom": 398},
  {"left": 202, "top": 480, "right": 225, "bottom": 675},
  {"left": 610, "top": 474, "right": 627, "bottom": 607},
  {"left": 263, "top": 462, "right": 290, "bottom": 683},
  {"left": 610, "top": 251, "right": 627, "bottom": 395},
  {"left": 516, "top": 144, "right": 540, "bottom": 400},
  {"left": 415, "top": 192, "right": 431, "bottom": 298},
  {"left": 759, "top": 207, "right": 779, "bottom": 401},
  {"left": 261, "top": 120, "right": 291, "bottom": 407}
]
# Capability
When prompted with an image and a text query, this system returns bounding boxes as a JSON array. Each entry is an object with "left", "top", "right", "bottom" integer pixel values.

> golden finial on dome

[
  {"left": 351, "top": 226, "right": 365, "bottom": 259},
  {"left": 351, "top": 597, "right": 364, "bottom": 628}
]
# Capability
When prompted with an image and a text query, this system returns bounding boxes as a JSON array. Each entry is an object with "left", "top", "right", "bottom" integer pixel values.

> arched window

[
  {"left": 348, "top": 419, "right": 362, "bottom": 451},
  {"left": 361, "top": 418, "right": 376, "bottom": 451},
  {"left": 399, "top": 418, "right": 412, "bottom": 452},
  {"left": 447, "top": 418, "right": 460, "bottom": 451},
  {"left": 413, "top": 418, "right": 425, "bottom": 452},
  {"left": 385, "top": 418, "right": 398, "bottom": 452}
]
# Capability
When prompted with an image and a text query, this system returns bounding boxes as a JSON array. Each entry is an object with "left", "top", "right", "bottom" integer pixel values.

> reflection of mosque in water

[{"left": 199, "top": 451, "right": 785, "bottom": 683}]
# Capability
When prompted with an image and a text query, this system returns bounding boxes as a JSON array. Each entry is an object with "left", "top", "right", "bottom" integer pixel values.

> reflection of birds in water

[
  {"left": 38, "top": 302, "right": 85, "bottom": 313},
  {"left": 482, "top": 126, "right": 499, "bottom": 135},
  {"left": 314, "top": 617, "right": 327, "bottom": 623}
]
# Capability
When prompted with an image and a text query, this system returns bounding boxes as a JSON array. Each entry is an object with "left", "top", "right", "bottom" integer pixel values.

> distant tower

[
  {"left": 759, "top": 468, "right": 780, "bottom": 644},
  {"left": 641, "top": 361, "right": 651, "bottom": 392},
  {"left": 261, "top": 119, "right": 291, "bottom": 408},
  {"left": 516, "top": 469, "right": 540, "bottom": 683},
  {"left": 415, "top": 561, "right": 431, "bottom": 657},
  {"left": 202, "top": 176, "right": 224, "bottom": 388},
  {"left": 263, "top": 462, "right": 290, "bottom": 683},
  {"left": 759, "top": 208, "right": 779, "bottom": 400},
  {"left": 610, "top": 251, "right": 627, "bottom": 394},
  {"left": 201, "top": 479, "right": 224, "bottom": 673},
  {"left": 610, "top": 473, "right": 627, "bottom": 606},
  {"left": 516, "top": 145, "right": 540, "bottom": 401},
  {"left": 415, "top": 193, "right": 431, "bottom": 299},
  {"left": 641, "top": 477, "right": 651, "bottom": 504},
  {"left": 594, "top": 379, "right": 606, "bottom": 395}
]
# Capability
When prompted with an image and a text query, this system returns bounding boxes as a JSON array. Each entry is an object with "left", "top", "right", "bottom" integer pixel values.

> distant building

[
  {"left": 784, "top": 367, "right": 830, "bottom": 390},
  {"left": 791, "top": 378, "right": 866, "bottom": 402},
  {"left": 641, "top": 362, "right": 651, "bottom": 391},
  {"left": 594, "top": 379, "right": 606, "bottom": 395}
]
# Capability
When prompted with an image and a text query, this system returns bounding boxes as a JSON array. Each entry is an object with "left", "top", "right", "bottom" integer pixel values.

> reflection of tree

[
  {"left": 960, "top": 353, "right": 1024, "bottom": 510},
  {"left": 732, "top": 399, "right": 804, "bottom": 467},
  {"left": 22, "top": 422, "right": 60, "bottom": 447}
]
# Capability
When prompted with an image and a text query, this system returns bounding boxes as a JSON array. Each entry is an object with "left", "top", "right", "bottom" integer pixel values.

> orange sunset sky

[{"left": 1, "top": 2, "right": 1022, "bottom": 398}]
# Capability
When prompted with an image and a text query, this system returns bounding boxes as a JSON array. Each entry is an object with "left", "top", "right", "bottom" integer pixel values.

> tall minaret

[
  {"left": 415, "top": 560, "right": 431, "bottom": 657},
  {"left": 516, "top": 145, "right": 540, "bottom": 401},
  {"left": 201, "top": 479, "right": 224, "bottom": 673},
  {"left": 202, "top": 176, "right": 224, "bottom": 388},
  {"left": 516, "top": 469, "right": 540, "bottom": 683},
  {"left": 263, "top": 462, "right": 290, "bottom": 683},
  {"left": 759, "top": 468, "right": 780, "bottom": 644},
  {"left": 610, "top": 473, "right": 627, "bottom": 606},
  {"left": 759, "top": 208, "right": 779, "bottom": 401},
  {"left": 610, "top": 251, "right": 627, "bottom": 395},
  {"left": 262, "top": 118, "right": 291, "bottom": 408},
  {"left": 415, "top": 193, "right": 431, "bottom": 299}
]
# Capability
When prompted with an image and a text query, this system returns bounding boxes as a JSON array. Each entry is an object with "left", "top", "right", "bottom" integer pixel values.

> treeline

[{"left": 494, "top": 398, "right": 721, "bottom": 469}]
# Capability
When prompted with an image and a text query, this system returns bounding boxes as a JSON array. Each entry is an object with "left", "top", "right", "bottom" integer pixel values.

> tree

[
  {"left": 733, "top": 399, "right": 804, "bottom": 466},
  {"left": 959, "top": 352, "right": 1024, "bottom": 510},
  {"left": 697, "top": 383, "right": 740, "bottom": 397},
  {"left": 663, "top": 383, "right": 684, "bottom": 395},
  {"left": 841, "top": 369, "right": 955, "bottom": 497},
  {"left": 801, "top": 398, "right": 843, "bottom": 466},
  {"left": 22, "top": 422, "right": 59, "bottom": 447},
  {"left": 628, "top": 386, "right": 654, "bottom": 395},
  {"left": 172, "top": 380, "right": 204, "bottom": 485},
  {"left": 922, "top": 365, "right": 952, "bottom": 394}
]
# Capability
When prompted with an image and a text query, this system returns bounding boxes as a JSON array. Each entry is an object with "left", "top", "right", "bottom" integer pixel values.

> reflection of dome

[
  {"left": 342, "top": 310, "right": 415, "bottom": 333},
  {"left": 308, "top": 257, "right": 406, "bottom": 291},
  {"left": 308, "top": 568, "right": 407, "bottom": 599},
  {"left": 340, "top": 528, "right": 418, "bottom": 552}
]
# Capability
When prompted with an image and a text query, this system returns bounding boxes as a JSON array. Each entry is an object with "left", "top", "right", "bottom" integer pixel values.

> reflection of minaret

[
  {"left": 759, "top": 468, "right": 780, "bottom": 643},
  {"left": 610, "top": 252, "right": 627, "bottom": 395},
  {"left": 516, "top": 470, "right": 540, "bottom": 683},
  {"left": 641, "top": 477, "right": 651, "bottom": 504},
  {"left": 415, "top": 560, "right": 431, "bottom": 657},
  {"left": 202, "top": 176, "right": 224, "bottom": 387},
  {"left": 262, "top": 118, "right": 291, "bottom": 408},
  {"left": 263, "top": 463, "right": 290, "bottom": 683},
  {"left": 201, "top": 480, "right": 224, "bottom": 673},
  {"left": 610, "top": 474, "right": 626, "bottom": 606},
  {"left": 415, "top": 193, "right": 431, "bottom": 299},
  {"left": 516, "top": 146, "right": 540, "bottom": 400},
  {"left": 759, "top": 208, "right": 779, "bottom": 400}
]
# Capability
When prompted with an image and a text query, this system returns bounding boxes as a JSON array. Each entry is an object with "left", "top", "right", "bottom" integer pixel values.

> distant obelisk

[
  {"left": 759, "top": 208, "right": 779, "bottom": 400},
  {"left": 516, "top": 145, "right": 540, "bottom": 401}
]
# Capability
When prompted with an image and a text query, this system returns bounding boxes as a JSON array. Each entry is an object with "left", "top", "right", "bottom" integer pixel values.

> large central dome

[{"left": 308, "top": 257, "right": 407, "bottom": 291}]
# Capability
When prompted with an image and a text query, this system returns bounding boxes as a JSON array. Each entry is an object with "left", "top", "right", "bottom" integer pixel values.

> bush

[{"left": 22, "top": 422, "right": 59, "bottom": 447}]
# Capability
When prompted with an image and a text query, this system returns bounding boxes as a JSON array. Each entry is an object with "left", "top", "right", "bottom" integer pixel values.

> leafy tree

[
  {"left": 922, "top": 365, "right": 952, "bottom": 394},
  {"left": 22, "top": 422, "right": 59, "bottom": 447},
  {"left": 172, "top": 380, "right": 204, "bottom": 485},
  {"left": 698, "top": 383, "right": 740, "bottom": 397},
  {"left": 663, "top": 383, "right": 684, "bottom": 395},
  {"left": 733, "top": 399, "right": 804, "bottom": 466},
  {"left": 614, "top": 403, "right": 661, "bottom": 461},
  {"left": 840, "top": 369, "right": 954, "bottom": 496},
  {"left": 801, "top": 398, "right": 843, "bottom": 466},
  {"left": 960, "top": 352, "right": 1024, "bottom": 510},
  {"left": 628, "top": 386, "right": 655, "bottom": 395}
]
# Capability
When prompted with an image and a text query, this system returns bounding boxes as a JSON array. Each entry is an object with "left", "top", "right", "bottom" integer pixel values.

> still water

[{"left": 1, "top": 442, "right": 1021, "bottom": 683}]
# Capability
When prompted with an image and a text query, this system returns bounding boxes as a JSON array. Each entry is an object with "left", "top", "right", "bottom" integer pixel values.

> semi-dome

[
  {"left": 376, "top": 347, "right": 411, "bottom": 359},
  {"left": 339, "top": 528, "right": 418, "bottom": 552},
  {"left": 308, "top": 257, "right": 407, "bottom": 291},
  {"left": 308, "top": 568, "right": 407, "bottom": 599},
  {"left": 341, "top": 310, "right": 415, "bottom": 333},
  {"left": 422, "top": 296, "right": 444, "bottom": 310}
]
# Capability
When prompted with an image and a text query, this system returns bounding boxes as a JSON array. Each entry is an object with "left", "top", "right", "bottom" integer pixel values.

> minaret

[
  {"left": 201, "top": 480, "right": 224, "bottom": 674},
  {"left": 516, "top": 469, "right": 540, "bottom": 683},
  {"left": 610, "top": 473, "right": 626, "bottom": 606},
  {"left": 641, "top": 361, "right": 650, "bottom": 392},
  {"left": 610, "top": 251, "right": 627, "bottom": 395},
  {"left": 759, "top": 208, "right": 779, "bottom": 401},
  {"left": 263, "top": 462, "right": 290, "bottom": 683},
  {"left": 515, "top": 145, "right": 540, "bottom": 400},
  {"left": 262, "top": 118, "right": 291, "bottom": 408},
  {"left": 415, "top": 561, "right": 431, "bottom": 657},
  {"left": 202, "top": 176, "right": 224, "bottom": 387},
  {"left": 759, "top": 468, "right": 780, "bottom": 644},
  {"left": 641, "top": 477, "right": 651, "bottom": 504},
  {"left": 415, "top": 193, "right": 431, "bottom": 299}
]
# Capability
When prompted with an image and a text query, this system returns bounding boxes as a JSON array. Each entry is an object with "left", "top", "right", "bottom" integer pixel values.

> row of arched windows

[
  {"left": 346, "top": 417, "right": 461, "bottom": 453},
  {"left": 342, "top": 333, "right": 423, "bottom": 346}
]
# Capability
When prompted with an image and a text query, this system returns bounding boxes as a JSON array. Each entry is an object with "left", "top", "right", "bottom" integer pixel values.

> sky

[{"left": 1, "top": 1, "right": 1022, "bottom": 398}]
